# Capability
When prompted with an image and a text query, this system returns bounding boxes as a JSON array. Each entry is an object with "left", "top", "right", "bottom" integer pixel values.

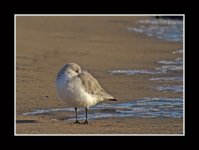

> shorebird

[{"left": 56, "top": 63, "right": 117, "bottom": 124}]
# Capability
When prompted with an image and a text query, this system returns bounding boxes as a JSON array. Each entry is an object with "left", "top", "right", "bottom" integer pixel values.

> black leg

[
  {"left": 74, "top": 107, "right": 80, "bottom": 124},
  {"left": 83, "top": 107, "right": 88, "bottom": 124}
]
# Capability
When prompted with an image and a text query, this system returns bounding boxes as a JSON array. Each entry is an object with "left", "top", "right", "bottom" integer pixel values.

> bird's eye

[{"left": 76, "top": 70, "right": 78, "bottom": 73}]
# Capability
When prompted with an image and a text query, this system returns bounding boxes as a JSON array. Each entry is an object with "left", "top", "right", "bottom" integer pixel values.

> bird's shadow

[{"left": 16, "top": 120, "right": 39, "bottom": 124}]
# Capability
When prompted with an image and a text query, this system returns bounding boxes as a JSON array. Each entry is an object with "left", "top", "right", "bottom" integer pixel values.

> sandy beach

[
  {"left": 16, "top": 115, "right": 182, "bottom": 134},
  {"left": 16, "top": 16, "right": 183, "bottom": 135}
]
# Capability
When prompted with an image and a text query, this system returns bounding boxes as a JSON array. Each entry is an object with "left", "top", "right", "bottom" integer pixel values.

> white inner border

[{"left": 14, "top": 14, "right": 185, "bottom": 136}]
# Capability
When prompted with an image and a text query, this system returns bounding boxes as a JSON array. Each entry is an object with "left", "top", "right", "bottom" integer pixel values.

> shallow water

[
  {"left": 110, "top": 56, "right": 183, "bottom": 76},
  {"left": 158, "top": 58, "right": 183, "bottom": 65},
  {"left": 109, "top": 46, "right": 183, "bottom": 95},
  {"left": 104, "top": 18, "right": 183, "bottom": 119},
  {"left": 149, "top": 77, "right": 183, "bottom": 81},
  {"left": 110, "top": 69, "right": 163, "bottom": 75},
  {"left": 156, "top": 85, "right": 183, "bottom": 93},
  {"left": 23, "top": 97, "right": 183, "bottom": 119},
  {"left": 109, "top": 46, "right": 183, "bottom": 117},
  {"left": 127, "top": 18, "right": 183, "bottom": 42}
]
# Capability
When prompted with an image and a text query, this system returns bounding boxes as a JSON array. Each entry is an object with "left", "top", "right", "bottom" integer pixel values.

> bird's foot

[
  {"left": 74, "top": 120, "right": 80, "bottom": 124},
  {"left": 83, "top": 120, "right": 88, "bottom": 124}
]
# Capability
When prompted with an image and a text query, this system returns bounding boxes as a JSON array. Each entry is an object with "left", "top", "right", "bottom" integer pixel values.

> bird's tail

[
  {"left": 102, "top": 92, "right": 117, "bottom": 101},
  {"left": 108, "top": 99, "right": 117, "bottom": 101}
]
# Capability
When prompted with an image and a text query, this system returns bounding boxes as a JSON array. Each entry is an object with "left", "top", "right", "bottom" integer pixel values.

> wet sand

[
  {"left": 16, "top": 115, "right": 182, "bottom": 134},
  {"left": 16, "top": 16, "right": 183, "bottom": 135}
]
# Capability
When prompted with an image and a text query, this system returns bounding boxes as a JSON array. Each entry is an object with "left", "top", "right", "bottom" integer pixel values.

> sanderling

[{"left": 56, "top": 63, "right": 116, "bottom": 124}]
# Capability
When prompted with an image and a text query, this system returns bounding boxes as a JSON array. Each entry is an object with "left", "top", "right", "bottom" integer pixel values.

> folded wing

[{"left": 77, "top": 71, "right": 115, "bottom": 100}]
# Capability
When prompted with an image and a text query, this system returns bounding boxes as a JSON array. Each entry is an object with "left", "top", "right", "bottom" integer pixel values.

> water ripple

[{"left": 23, "top": 97, "right": 183, "bottom": 119}]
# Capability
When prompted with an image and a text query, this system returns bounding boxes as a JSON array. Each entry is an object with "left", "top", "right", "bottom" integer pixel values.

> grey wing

[{"left": 77, "top": 71, "right": 114, "bottom": 100}]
